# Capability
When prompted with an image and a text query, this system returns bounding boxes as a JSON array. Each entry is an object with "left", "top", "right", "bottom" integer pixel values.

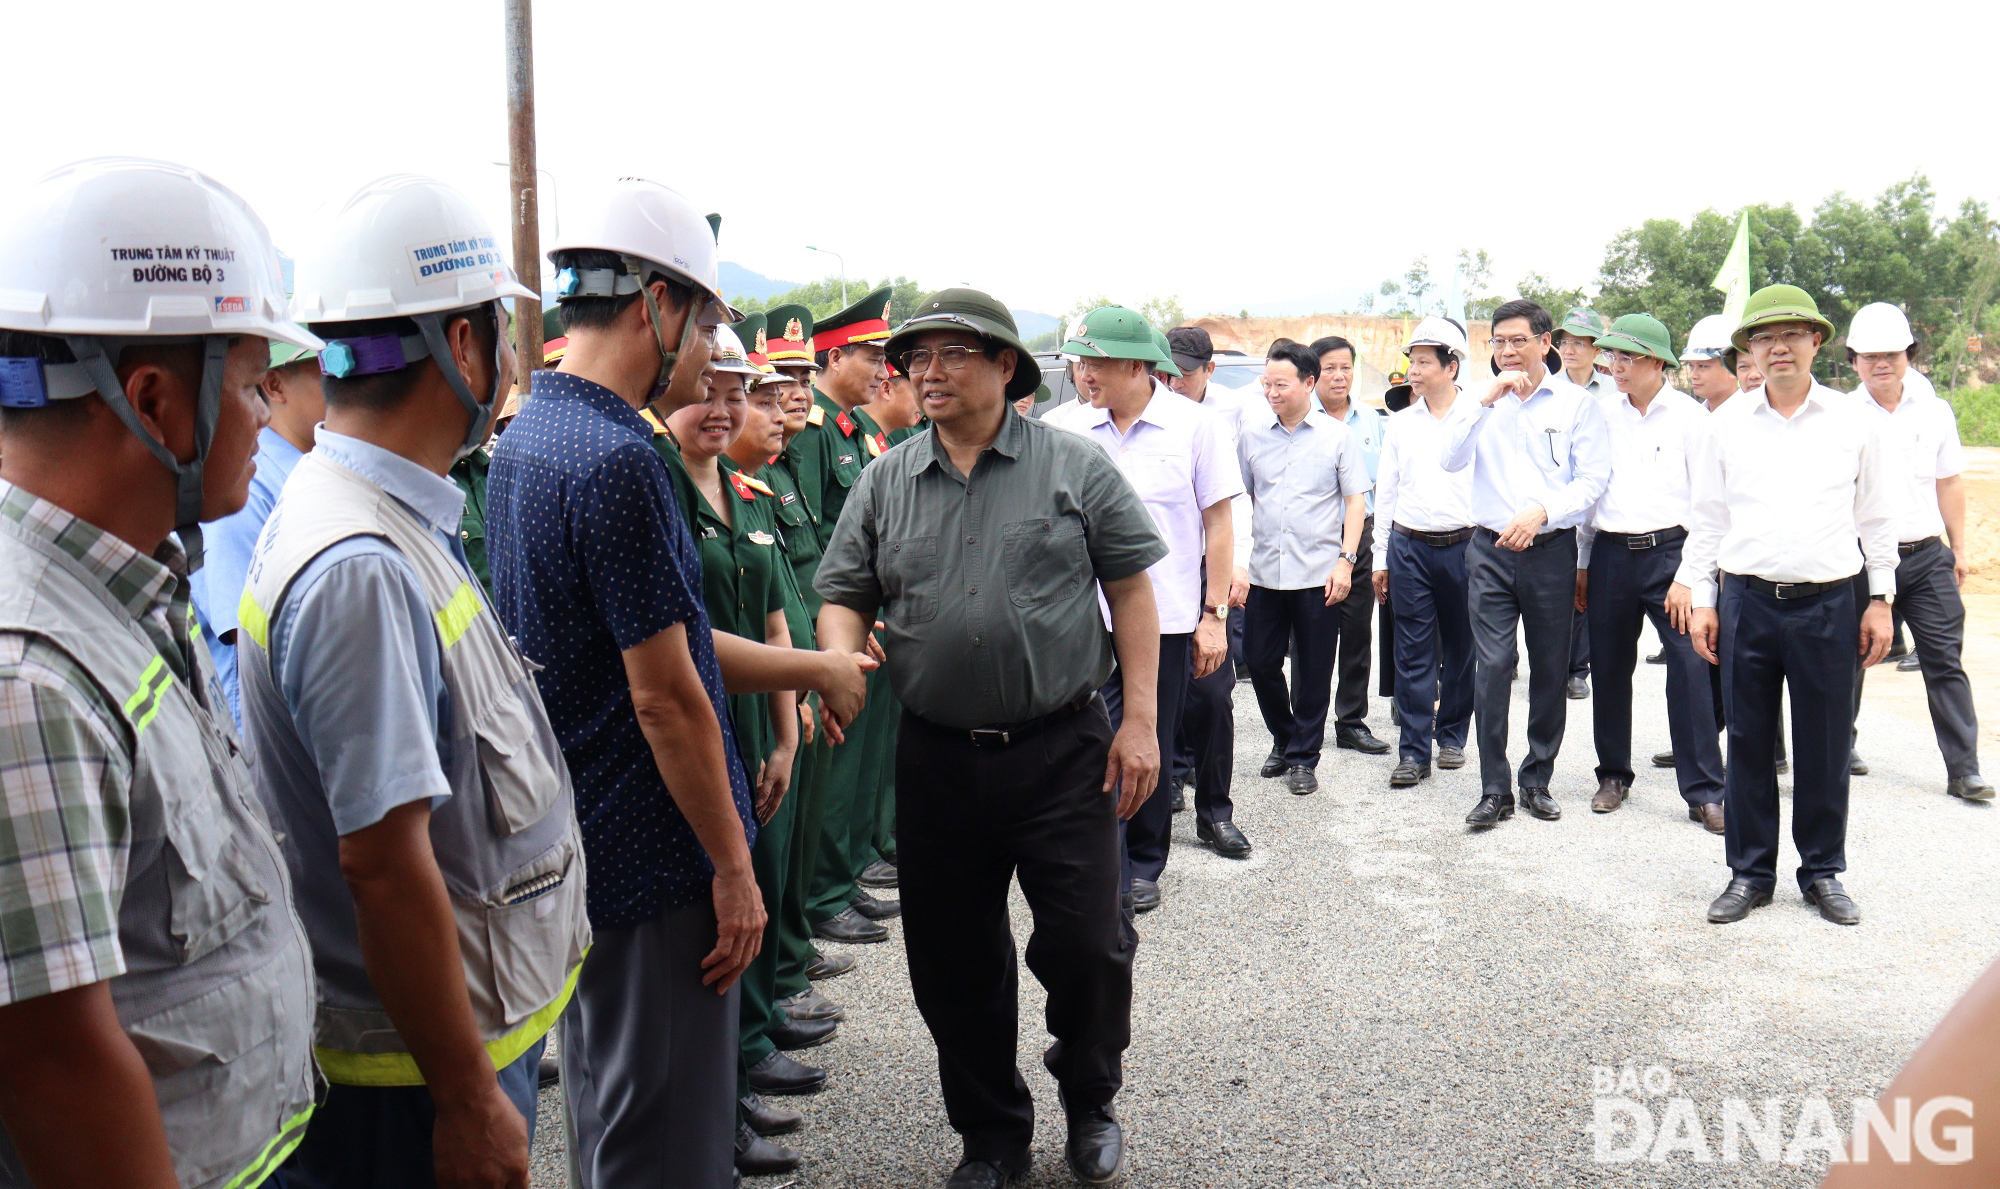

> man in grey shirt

[
  {"left": 1238, "top": 342, "right": 1372, "bottom": 796},
  {"left": 815, "top": 289, "right": 1165, "bottom": 1189}
]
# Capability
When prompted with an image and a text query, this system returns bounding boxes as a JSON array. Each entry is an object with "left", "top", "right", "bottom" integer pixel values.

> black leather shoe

[
  {"left": 1645, "top": 649, "right": 1666, "bottom": 664},
  {"left": 1651, "top": 750, "right": 1675, "bottom": 768},
  {"left": 1128, "top": 878, "right": 1161, "bottom": 914},
  {"left": 1519, "top": 786, "right": 1561, "bottom": 820},
  {"left": 1435, "top": 745, "right": 1465, "bottom": 770},
  {"left": 1464, "top": 793, "right": 1513, "bottom": 826},
  {"left": 1886, "top": 640, "right": 1909, "bottom": 659},
  {"left": 1196, "top": 817, "right": 1252, "bottom": 858},
  {"left": 768, "top": 1012, "right": 838, "bottom": 1051},
  {"left": 849, "top": 890, "right": 901, "bottom": 921},
  {"left": 1590, "top": 777, "right": 1627, "bottom": 813},
  {"left": 804, "top": 949, "right": 854, "bottom": 981},
  {"left": 1706, "top": 878, "right": 1772, "bottom": 924},
  {"left": 1776, "top": 758, "right": 1790, "bottom": 775},
  {"left": 1566, "top": 677, "right": 1589, "bottom": 700},
  {"left": 1286, "top": 765, "right": 1319, "bottom": 795},
  {"left": 1064, "top": 1101, "right": 1125, "bottom": 1185},
  {"left": 813, "top": 906, "right": 889, "bottom": 944},
  {"left": 1390, "top": 761, "right": 1430, "bottom": 787},
  {"left": 1897, "top": 651, "right": 1922, "bottom": 671},
  {"left": 858, "top": 858, "right": 899, "bottom": 889},
  {"left": 1168, "top": 776, "right": 1187, "bottom": 813},
  {"left": 745, "top": 1049, "right": 826, "bottom": 1095},
  {"left": 1849, "top": 751, "right": 1869, "bottom": 776},
  {"left": 944, "top": 1156, "right": 1027, "bottom": 1188},
  {"left": 1803, "top": 877, "right": 1860, "bottom": 925},
  {"left": 779, "top": 987, "right": 845, "bottom": 1022},
  {"left": 739, "top": 1092, "right": 802, "bottom": 1137},
  {"left": 1948, "top": 774, "right": 1996, "bottom": 802},
  {"left": 1258, "top": 748, "right": 1287, "bottom": 778},
  {"left": 736, "top": 1120, "right": 802, "bottom": 1175},
  {"left": 1336, "top": 725, "right": 1392, "bottom": 755}
]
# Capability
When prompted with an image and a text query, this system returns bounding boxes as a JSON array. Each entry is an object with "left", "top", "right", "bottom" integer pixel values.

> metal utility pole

[
  {"left": 504, "top": 0, "right": 543, "bottom": 389},
  {"left": 807, "top": 245, "right": 846, "bottom": 305}
]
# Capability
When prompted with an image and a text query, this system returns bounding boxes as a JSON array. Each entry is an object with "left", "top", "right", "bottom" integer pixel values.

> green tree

[
  {"left": 1459, "top": 248, "right": 1501, "bottom": 319},
  {"left": 1514, "top": 271, "right": 1586, "bottom": 320},
  {"left": 1140, "top": 295, "right": 1186, "bottom": 329},
  {"left": 734, "top": 274, "right": 923, "bottom": 324},
  {"left": 1404, "top": 256, "right": 1434, "bottom": 315}
]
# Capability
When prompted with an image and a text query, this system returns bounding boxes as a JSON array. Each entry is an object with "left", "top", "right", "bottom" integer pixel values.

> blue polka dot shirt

[{"left": 487, "top": 371, "right": 753, "bottom": 928}]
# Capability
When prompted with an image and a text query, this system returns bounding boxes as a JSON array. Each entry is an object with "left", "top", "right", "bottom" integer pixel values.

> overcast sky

[{"left": 15, "top": 1, "right": 1995, "bottom": 318}]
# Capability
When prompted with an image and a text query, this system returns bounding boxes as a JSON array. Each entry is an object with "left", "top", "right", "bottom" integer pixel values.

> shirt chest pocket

[
  {"left": 1003, "top": 518, "right": 1088, "bottom": 609},
  {"left": 1121, "top": 449, "right": 1192, "bottom": 503},
  {"left": 1521, "top": 419, "right": 1568, "bottom": 474},
  {"left": 883, "top": 536, "right": 940, "bottom": 624},
  {"left": 144, "top": 718, "right": 272, "bottom": 967}
]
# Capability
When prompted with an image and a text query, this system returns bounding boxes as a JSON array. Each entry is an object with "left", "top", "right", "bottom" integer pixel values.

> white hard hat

[
  {"left": 1405, "top": 316, "right": 1469, "bottom": 362},
  {"left": 295, "top": 175, "right": 534, "bottom": 461},
  {"left": 1847, "top": 302, "right": 1914, "bottom": 353},
  {"left": 1680, "top": 314, "right": 1735, "bottom": 361},
  {"left": 0, "top": 157, "right": 318, "bottom": 557},
  {"left": 549, "top": 177, "right": 737, "bottom": 317},
  {"left": 710, "top": 324, "right": 763, "bottom": 378}
]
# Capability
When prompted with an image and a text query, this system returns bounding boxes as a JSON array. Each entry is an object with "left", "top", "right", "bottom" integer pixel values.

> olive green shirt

[
  {"left": 814, "top": 406, "right": 1167, "bottom": 730},
  {"left": 448, "top": 447, "right": 492, "bottom": 598}
]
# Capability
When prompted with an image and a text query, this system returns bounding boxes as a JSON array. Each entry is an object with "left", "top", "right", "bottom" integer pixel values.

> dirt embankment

[
  {"left": 1191, "top": 314, "right": 1497, "bottom": 404},
  {"left": 1958, "top": 447, "right": 2000, "bottom": 594}
]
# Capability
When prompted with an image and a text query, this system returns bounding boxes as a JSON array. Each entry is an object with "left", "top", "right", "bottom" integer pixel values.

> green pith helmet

[
  {"left": 1596, "top": 313, "right": 1677, "bottom": 365},
  {"left": 1732, "top": 284, "right": 1837, "bottom": 351},
  {"left": 885, "top": 287, "right": 1041, "bottom": 400},
  {"left": 542, "top": 304, "right": 563, "bottom": 342},
  {"left": 1558, "top": 307, "right": 1610, "bottom": 343},
  {"left": 1150, "top": 327, "right": 1183, "bottom": 377},
  {"left": 814, "top": 285, "right": 895, "bottom": 352},
  {"left": 1062, "top": 305, "right": 1170, "bottom": 365},
  {"left": 269, "top": 340, "right": 319, "bottom": 368}
]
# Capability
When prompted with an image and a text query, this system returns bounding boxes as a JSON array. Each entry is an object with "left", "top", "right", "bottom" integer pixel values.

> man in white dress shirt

[
  {"left": 1574, "top": 314, "right": 1724, "bottom": 830},
  {"left": 1843, "top": 302, "right": 1990, "bottom": 801},
  {"left": 1370, "top": 318, "right": 1479, "bottom": 788},
  {"left": 1443, "top": 301, "right": 1613, "bottom": 827},
  {"left": 1554, "top": 308, "right": 1618, "bottom": 700},
  {"left": 1309, "top": 335, "right": 1391, "bottom": 756},
  {"left": 1673, "top": 285, "right": 1899, "bottom": 927},
  {"left": 1048, "top": 308, "right": 1241, "bottom": 913}
]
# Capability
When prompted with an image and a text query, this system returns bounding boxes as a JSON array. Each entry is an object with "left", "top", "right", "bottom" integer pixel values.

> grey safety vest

[
  {"left": 0, "top": 519, "right": 317, "bottom": 1189},
  {"left": 236, "top": 452, "right": 590, "bottom": 1086}
]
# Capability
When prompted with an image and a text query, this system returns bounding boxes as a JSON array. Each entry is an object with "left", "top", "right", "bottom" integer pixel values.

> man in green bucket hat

[
  {"left": 1671, "top": 284, "right": 1899, "bottom": 928},
  {"left": 1574, "top": 314, "right": 1725, "bottom": 830},
  {"left": 1552, "top": 306, "right": 1615, "bottom": 699}
]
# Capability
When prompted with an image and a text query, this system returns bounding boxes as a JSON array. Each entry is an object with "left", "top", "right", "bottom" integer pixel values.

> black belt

[
  {"left": 1732, "top": 573, "right": 1859, "bottom": 601},
  {"left": 1393, "top": 523, "right": 1474, "bottom": 547},
  {"left": 917, "top": 692, "right": 1098, "bottom": 749},
  {"left": 1899, "top": 535, "right": 1941, "bottom": 557},
  {"left": 1598, "top": 526, "right": 1687, "bottom": 551},
  {"left": 1475, "top": 526, "right": 1574, "bottom": 548}
]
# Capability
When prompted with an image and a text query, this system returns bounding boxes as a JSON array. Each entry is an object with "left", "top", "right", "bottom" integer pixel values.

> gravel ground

[{"left": 533, "top": 623, "right": 2000, "bottom": 1187}]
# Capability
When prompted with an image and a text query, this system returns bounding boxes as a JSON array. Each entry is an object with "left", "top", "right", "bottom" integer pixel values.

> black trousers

[
  {"left": 1176, "top": 657, "right": 1236, "bottom": 823},
  {"left": 1720, "top": 576, "right": 1859, "bottom": 892},
  {"left": 1377, "top": 595, "right": 1396, "bottom": 697},
  {"left": 1331, "top": 521, "right": 1377, "bottom": 731},
  {"left": 1246, "top": 585, "right": 1341, "bottom": 768},
  {"left": 1586, "top": 539, "right": 1723, "bottom": 805},
  {"left": 1103, "top": 633, "right": 1191, "bottom": 886},
  {"left": 1570, "top": 606, "right": 1591, "bottom": 679},
  {"left": 1852, "top": 539, "right": 1981, "bottom": 777},
  {"left": 1468, "top": 528, "right": 1578, "bottom": 796},
  {"left": 1386, "top": 528, "right": 1474, "bottom": 764},
  {"left": 897, "top": 704, "right": 1135, "bottom": 1163}
]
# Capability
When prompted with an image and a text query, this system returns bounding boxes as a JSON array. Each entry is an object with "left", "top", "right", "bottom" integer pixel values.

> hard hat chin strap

[
  {"left": 412, "top": 301, "right": 505, "bottom": 462},
  {"left": 65, "top": 335, "right": 227, "bottom": 572},
  {"left": 621, "top": 255, "right": 705, "bottom": 400}
]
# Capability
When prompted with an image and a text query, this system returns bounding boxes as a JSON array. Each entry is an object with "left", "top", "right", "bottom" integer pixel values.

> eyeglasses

[
  {"left": 1486, "top": 335, "right": 1541, "bottom": 351},
  {"left": 1746, "top": 328, "right": 1818, "bottom": 349},
  {"left": 896, "top": 344, "right": 985, "bottom": 374},
  {"left": 1605, "top": 349, "right": 1649, "bottom": 366}
]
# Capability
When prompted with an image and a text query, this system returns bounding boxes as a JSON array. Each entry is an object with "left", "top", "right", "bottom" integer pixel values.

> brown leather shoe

[
  {"left": 1689, "top": 802, "right": 1724, "bottom": 834},
  {"left": 1590, "top": 777, "right": 1628, "bottom": 813}
]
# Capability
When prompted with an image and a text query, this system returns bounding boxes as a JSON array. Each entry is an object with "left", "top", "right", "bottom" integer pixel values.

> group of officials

[{"left": 0, "top": 151, "right": 1986, "bottom": 1189}]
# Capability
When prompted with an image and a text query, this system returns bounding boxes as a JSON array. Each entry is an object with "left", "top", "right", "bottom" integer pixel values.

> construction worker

[
  {"left": 236, "top": 175, "right": 590, "bottom": 1187},
  {"left": 0, "top": 156, "right": 317, "bottom": 1187}
]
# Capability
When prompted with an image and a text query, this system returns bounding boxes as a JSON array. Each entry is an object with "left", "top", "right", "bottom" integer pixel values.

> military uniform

[{"left": 449, "top": 445, "right": 493, "bottom": 596}]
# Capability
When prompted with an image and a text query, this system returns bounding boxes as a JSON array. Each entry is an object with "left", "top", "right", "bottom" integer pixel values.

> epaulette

[
  {"left": 640, "top": 408, "right": 669, "bottom": 435},
  {"left": 806, "top": 405, "right": 825, "bottom": 426},
  {"left": 739, "top": 473, "right": 776, "bottom": 497}
]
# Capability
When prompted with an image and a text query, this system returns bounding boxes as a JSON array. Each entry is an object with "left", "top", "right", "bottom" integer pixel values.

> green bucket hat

[
  {"left": 269, "top": 339, "right": 318, "bottom": 369},
  {"left": 1731, "top": 284, "right": 1836, "bottom": 351},
  {"left": 885, "top": 287, "right": 1042, "bottom": 401},
  {"left": 1559, "top": 307, "right": 1610, "bottom": 342},
  {"left": 1595, "top": 314, "right": 1677, "bottom": 365},
  {"left": 1062, "top": 306, "right": 1170, "bottom": 366},
  {"left": 1150, "top": 328, "right": 1183, "bottom": 377}
]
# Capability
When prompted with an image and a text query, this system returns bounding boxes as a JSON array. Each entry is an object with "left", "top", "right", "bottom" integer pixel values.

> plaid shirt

[{"left": 0, "top": 481, "right": 195, "bottom": 1005}]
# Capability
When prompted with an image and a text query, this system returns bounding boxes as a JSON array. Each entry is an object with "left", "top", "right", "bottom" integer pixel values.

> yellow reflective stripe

[
  {"left": 433, "top": 582, "right": 482, "bottom": 649},
  {"left": 315, "top": 953, "right": 585, "bottom": 1087},
  {"left": 237, "top": 589, "right": 271, "bottom": 650},
  {"left": 221, "top": 1105, "right": 314, "bottom": 1189},
  {"left": 122, "top": 656, "right": 173, "bottom": 734}
]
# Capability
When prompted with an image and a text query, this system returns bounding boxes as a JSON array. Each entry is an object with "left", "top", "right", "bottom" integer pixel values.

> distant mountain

[
  {"left": 1011, "top": 310, "right": 1060, "bottom": 339},
  {"left": 721, "top": 261, "right": 800, "bottom": 302}
]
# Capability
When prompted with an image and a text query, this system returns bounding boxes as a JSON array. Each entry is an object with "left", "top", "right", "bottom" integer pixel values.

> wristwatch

[
  {"left": 1339, "top": 551, "right": 1360, "bottom": 564},
  {"left": 1209, "top": 602, "right": 1230, "bottom": 619},
  {"left": 1870, "top": 593, "right": 1893, "bottom": 605}
]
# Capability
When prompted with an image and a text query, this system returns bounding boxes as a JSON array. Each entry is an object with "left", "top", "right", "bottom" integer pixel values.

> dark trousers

[
  {"left": 1377, "top": 595, "right": 1396, "bottom": 697},
  {"left": 1332, "top": 522, "right": 1377, "bottom": 731},
  {"left": 1586, "top": 539, "right": 1723, "bottom": 805},
  {"left": 1720, "top": 576, "right": 1859, "bottom": 891},
  {"left": 1177, "top": 657, "right": 1236, "bottom": 823},
  {"left": 1386, "top": 529, "right": 1474, "bottom": 764},
  {"left": 1852, "top": 539, "right": 1981, "bottom": 777},
  {"left": 1570, "top": 608, "right": 1591, "bottom": 679},
  {"left": 1246, "top": 585, "right": 1341, "bottom": 768},
  {"left": 897, "top": 704, "right": 1135, "bottom": 1164},
  {"left": 282, "top": 1039, "right": 543, "bottom": 1188},
  {"left": 1103, "top": 633, "right": 1191, "bottom": 886},
  {"left": 1468, "top": 528, "right": 1578, "bottom": 796}
]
